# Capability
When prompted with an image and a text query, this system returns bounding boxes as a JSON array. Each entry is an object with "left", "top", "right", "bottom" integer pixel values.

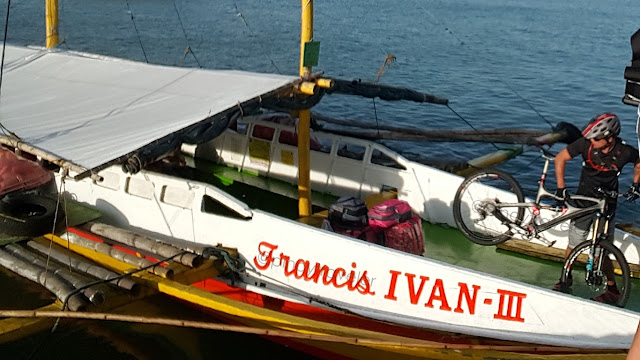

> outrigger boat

[
  {"left": 183, "top": 111, "right": 640, "bottom": 271},
  {"left": 0, "top": 43, "right": 638, "bottom": 358},
  {"left": 1, "top": 1, "right": 640, "bottom": 357}
]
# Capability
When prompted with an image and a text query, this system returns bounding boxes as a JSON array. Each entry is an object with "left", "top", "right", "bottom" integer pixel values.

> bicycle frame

[
  {"left": 491, "top": 150, "right": 611, "bottom": 241},
  {"left": 454, "top": 149, "right": 631, "bottom": 305}
]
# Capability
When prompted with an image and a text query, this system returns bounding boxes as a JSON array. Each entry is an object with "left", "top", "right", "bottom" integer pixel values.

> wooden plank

[
  {"left": 498, "top": 239, "right": 566, "bottom": 263},
  {"left": 498, "top": 238, "right": 640, "bottom": 277}
]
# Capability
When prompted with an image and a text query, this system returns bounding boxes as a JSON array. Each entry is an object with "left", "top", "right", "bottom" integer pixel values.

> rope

[
  {"left": 374, "top": 55, "right": 396, "bottom": 84},
  {"left": 500, "top": 80, "right": 554, "bottom": 129},
  {"left": 202, "top": 247, "right": 244, "bottom": 273},
  {"left": 125, "top": 0, "right": 149, "bottom": 63},
  {"left": 410, "top": 0, "right": 560, "bottom": 157},
  {"left": 232, "top": 2, "right": 281, "bottom": 74},
  {"left": 372, "top": 99, "right": 381, "bottom": 138},
  {"left": 172, "top": 0, "right": 202, "bottom": 67},
  {"left": 43, "top": 177, "right": 68, "bottom": 277},
  {"left": 411, "top": 0, "right": 465, "bottom": 46},
  {"left": 446, "top": 104, "right": 500, "bottom": 151},
  {"left": 0, "top": 0, "right": 10, "bottom": 98},
  {"left": 372, "top": 55, "right": 396, "bottom": 138}
]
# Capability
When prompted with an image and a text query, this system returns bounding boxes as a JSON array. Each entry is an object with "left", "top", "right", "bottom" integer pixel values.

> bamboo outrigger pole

[
  {"left": 45, "top": 0, "right": 59, "bottom": 48},
  {"left": 297, "top": 0, "right": 314, "bottom": 217}
]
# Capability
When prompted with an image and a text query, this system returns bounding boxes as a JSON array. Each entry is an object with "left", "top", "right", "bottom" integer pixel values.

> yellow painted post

[
  {"left": 45, "top": 0, "right": 59, "bottom": 48},
  {"left": 297, "top": 0, "right": 313, "bottom": 217}
]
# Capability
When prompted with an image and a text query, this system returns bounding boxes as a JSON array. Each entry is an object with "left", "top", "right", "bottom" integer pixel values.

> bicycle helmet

[{"left": 582, "top": 113, "right": 621, "bottom": 140}]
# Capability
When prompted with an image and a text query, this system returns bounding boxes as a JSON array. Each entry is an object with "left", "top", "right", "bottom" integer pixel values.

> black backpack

[{"left": 328, "top": 196, "right": 368, "bottom": 229}]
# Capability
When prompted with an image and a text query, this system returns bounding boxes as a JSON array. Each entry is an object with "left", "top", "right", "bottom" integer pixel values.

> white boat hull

[
  {"left": 55, "top": 167, "right": 640, "bottom": 349},
  {"left": 181, "top": 115, "right": 640, "bottom": 267}
]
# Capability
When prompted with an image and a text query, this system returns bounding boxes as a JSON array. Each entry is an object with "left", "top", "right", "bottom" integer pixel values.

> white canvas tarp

[{"left": 0, "top": 45, "right": 297, "bottom": 172}]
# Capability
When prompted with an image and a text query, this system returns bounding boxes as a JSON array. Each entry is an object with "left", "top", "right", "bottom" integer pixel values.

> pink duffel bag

[{"left": 367, "top": 199, "right": 413, "bottom": 230}]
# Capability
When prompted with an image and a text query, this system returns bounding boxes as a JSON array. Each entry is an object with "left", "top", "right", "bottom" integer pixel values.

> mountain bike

[{"left": 452, "top": 148, "right": 631, "bottom": 307}]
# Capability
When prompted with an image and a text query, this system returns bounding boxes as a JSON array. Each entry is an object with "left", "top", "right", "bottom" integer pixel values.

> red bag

[
  {"left": 368, "top": 199, "right": 412, "bottom": 230},
  {"left": 323, "top": 219, "right": 378, "bottom": 243},
  {"left": 383, "top": 215, "right": 424, "bottom": 255}
]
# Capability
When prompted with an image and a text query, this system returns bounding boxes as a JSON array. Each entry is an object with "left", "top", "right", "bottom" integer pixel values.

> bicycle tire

[
  {"left": 561, "top": 240, "right": 631, "bottom": 308},
  {"left": 453, "top": 168, "right": 525, "bottom": 246}
]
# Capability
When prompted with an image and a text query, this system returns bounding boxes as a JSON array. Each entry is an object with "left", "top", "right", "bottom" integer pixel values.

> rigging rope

[
  {"left": 500, "top": 80, "right": 554, "bottom": 129},
  {"left": 446, "top": 104, "right": 501, "bottom": 151},
  {"left": 409, "top": 0, "right": 571, "bottom": 174},
  {"left": 371, "top": 55, "right": 397, "bottom": 137},
  {"left": 0, "top": 0, "right": 21, "bottom": 141},
  {"left": 412, "top": 0, "right": 554, "bottom": 132},
  {"left": 232, "top": 2, "right": 281, "bottom": 74},
  {"left": 172, "top": 0, "right": 202, "bottom": 67},
  {"left": 0, "top": 0, "right": 10, "bottom": 98},
  {"left": 125, "top": 0, "right": 149, "bottom": 63}
]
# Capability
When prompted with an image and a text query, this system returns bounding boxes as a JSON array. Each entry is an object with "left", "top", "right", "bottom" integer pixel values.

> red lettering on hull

[
  {"left": 494, "top": 289, "right": 526, "bottom": 322},
  {"left": 253, "top": 241, "right": 375, "bottom": 295}
]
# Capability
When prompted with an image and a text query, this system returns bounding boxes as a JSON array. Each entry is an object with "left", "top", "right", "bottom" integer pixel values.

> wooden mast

[
  {"left": 297, "top": 0, "right": 313, "bottom": 217},
  {"left": 45, "top": 0, "right": 59, "bottom": 48}
]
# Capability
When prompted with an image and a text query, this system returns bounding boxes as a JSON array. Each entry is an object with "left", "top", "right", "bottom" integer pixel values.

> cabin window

[
  {"left": 371, "top": 149, "right": 406, "bottom": 170},
  {"left": 201, "top": 194, "right": 248, "bottom": 220},
  {"left": 278, "top": 130, "right": 298, "bottom": 146},
  {"left": 94, "top": 172, "right": 120, "bottom": 190},
  {"left": 252, "top": 125, "right": 275, "bottom": 141},
  {"left": 160, "top": 186, "right": 194, "bottom": 208},
  {"left": 336, "top": 142, "right": 365, "bottom": 161},
  {"left": 310, "top": 136, "right": 332, "bottom": 154},
  {"left": 125, "top": 177, "right": 154, "bottom": 200}
]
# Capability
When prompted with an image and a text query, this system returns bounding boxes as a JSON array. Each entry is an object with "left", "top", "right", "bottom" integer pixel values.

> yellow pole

[
  {"left": 45, "top": 0, "right": 59, "bottom": 49},
  {"left": 297, "top": 0, "right": 313, "bottom": 217}
]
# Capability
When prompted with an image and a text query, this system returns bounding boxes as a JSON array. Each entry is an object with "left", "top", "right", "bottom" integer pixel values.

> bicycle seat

[{"left": 540, "top": 147, "right": 556, "bottom": 160}]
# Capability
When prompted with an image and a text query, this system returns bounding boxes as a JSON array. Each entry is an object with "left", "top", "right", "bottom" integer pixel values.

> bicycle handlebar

[{"left": 594, "top": 187, "right": 619, "bottom": 199}]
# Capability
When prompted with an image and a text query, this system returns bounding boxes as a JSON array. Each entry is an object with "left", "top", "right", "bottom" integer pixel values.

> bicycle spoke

[
  {"left": 563, "top": 241, "right": 631, "bottom": 307},
  {"left": 454, "top": 170, "right": 525, "bottom": 246}
]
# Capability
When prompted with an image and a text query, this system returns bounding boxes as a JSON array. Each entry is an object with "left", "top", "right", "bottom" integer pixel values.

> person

[
  {"left": 629, "top": 320, "right": 640, "bottom": 360},
  {"left": 553, "top": 113, "right": 640, "bottom": 304}
]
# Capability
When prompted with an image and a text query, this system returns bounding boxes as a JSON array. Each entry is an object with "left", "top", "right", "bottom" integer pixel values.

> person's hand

[
  {"left": 553, "top": 188, "right": 567, "bottom": 207},
  {"left": 624, "top": 183, "right": 640, "bottom": 201}
]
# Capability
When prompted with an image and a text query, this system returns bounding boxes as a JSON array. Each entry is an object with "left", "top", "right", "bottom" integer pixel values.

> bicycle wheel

[
  {"left": 453, "top": 168, "right": 525, "bottom": 246},
  {"left": 561, "top": 240, "right": 631, "bottom": 308}
]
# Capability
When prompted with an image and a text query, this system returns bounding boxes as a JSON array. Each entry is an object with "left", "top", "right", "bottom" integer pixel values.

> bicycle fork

[{"left": 584, "top": 215, "right": 607, "bottom": 287}]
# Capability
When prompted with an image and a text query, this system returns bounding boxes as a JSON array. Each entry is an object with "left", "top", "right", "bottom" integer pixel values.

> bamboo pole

[
  {"left": 297, "top": 0, "right": 314, "bottom": 217},
  {"left": 45, "top": 0, "right": 59, "bottom": 49},
  {"left": 322, "top": 128, "right": 552, "bottom": 144},
  {"left": 0, "top": 249, "right": 88, "bottom": 311},
  {"left": 0, "top": 136, "right": 90, "bottom": 176},
  {"left": 82, "top": 222, "right": 201, "bottom": 268},
  {"left": 62, "top": 231, "right": 173, "bottom": 279},
  {"left": 26, "top": 240, "right": 139, "bottom": 293},
  {"left": 313, "top": 113, "right": 553, "bottom": 145},
  {"left": 4, "top": 244, "right": 105, "bottom": 305},
  {"left": 0, "top": 310, "right": 623, "bottom": 355}
]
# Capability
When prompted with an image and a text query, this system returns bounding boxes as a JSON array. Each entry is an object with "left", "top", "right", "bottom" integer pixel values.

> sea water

[
  {"left": 1, "top": 0, "right": 639, "bottom": 358},
  {"left": 6, "top": 0, "right": 640, "bottom": 218}
]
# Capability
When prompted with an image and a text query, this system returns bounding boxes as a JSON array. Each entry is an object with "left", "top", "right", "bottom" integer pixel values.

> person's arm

[
  {"left": 627, "top": 320, "right": 640, "bottom": 359},
  {"left": 633, "top": 160, "right": 640, "bottom": 184},
  {"left": 555, "top": 148, "right": 572, "bottom": 189}
]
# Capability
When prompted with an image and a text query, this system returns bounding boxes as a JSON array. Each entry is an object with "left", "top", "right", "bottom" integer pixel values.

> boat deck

[{"left": 188, "top": 160, "right": 640, "bottom": 314}]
